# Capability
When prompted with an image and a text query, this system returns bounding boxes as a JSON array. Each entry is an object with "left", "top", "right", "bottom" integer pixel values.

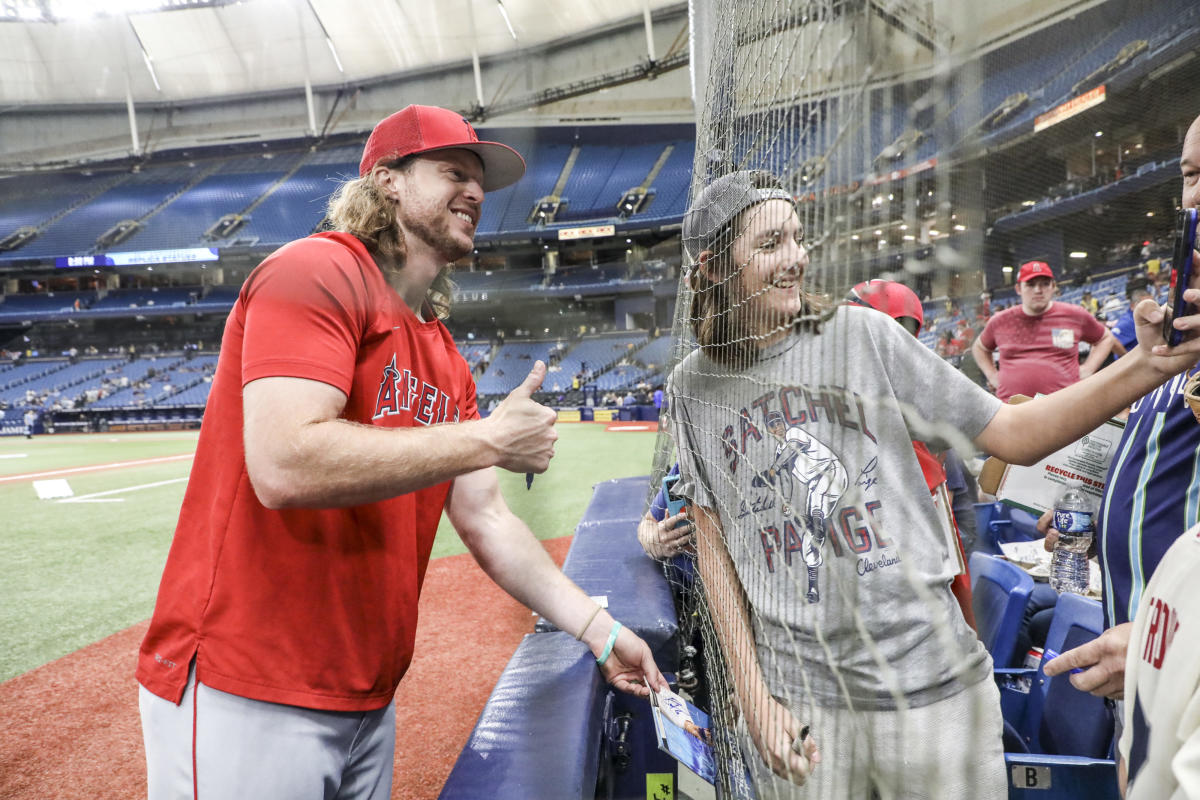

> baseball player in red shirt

[{"left": 136, "top": 105, "right": 666, "bottom": 799}]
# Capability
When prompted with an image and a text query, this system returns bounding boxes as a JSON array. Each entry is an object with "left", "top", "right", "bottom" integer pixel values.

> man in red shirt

[
  {"left": 136, "top": 105, "right": 665, "bottom": 799},
  {"left": 971, "top": 260, "right": 1116, "bottom": 400}
]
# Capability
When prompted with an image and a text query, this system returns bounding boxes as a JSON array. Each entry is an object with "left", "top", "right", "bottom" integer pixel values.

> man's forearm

[
  {"left": 1080, "top": 334, "right": 1114, "bottom": 375},
  {"left": 253, "top": 416, "right": 499, "bottom": 508},
  {"left": 455, "top": 490, "right": 618, "bottom": 653}
]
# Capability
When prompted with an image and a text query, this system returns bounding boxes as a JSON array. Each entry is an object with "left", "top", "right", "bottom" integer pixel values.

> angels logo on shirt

[
  {"left": 371, "top": 355, "right": 460, "bottom": 425},
  {"left": 751, "top": 411, "right": 849, "bottom": 603}
]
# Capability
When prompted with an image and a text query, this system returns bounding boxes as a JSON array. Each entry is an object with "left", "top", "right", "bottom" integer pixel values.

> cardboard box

[{"left": 978, "top": 396, "right": 1126, "bottom": 515}]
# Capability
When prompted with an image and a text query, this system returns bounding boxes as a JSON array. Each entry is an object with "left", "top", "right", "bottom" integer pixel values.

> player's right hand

[{"left": 486, "top": 360, "right": 558, "bottom": 473}]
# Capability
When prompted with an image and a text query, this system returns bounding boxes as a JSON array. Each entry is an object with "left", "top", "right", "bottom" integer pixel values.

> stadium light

[
  {"left": 1069, "top": 251, "right": 1088, "bottom": 259},
  {"left": 496, "top": 0, "right": 517, "bottom": 41},
  {"left": 1002, "top": 265, "right": 1014, "bottom": 273}
]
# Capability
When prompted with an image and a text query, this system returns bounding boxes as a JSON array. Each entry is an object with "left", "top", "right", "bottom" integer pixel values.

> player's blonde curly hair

[
  {"left": 325, "top": 158, "right": 455, "bottom": 320},
  {"left": 688, "top": 173, "right": 828, "bottom": 369}
]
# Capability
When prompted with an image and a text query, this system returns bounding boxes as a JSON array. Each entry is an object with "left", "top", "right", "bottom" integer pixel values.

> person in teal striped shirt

[{"left": 1043, "top": 113, "right": 1200, "bottom": 702}]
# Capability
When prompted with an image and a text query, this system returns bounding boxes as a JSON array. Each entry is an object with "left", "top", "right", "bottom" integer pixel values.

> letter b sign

[{"left": 1010, "top": 765, "right": 1052, "bottom": 789}]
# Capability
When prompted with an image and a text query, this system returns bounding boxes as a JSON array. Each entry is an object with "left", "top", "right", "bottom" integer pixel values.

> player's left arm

[
  {"left": 1079, "top": 329, "right": 1116, "bottom": 378},
  {"left": 446, "top": 467, "right": 666, "bottom": 697}
]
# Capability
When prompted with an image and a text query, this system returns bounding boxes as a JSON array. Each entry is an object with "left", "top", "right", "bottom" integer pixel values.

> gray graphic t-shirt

[{"left": 670, "top": 305, "right": 1001, "bottom": 711}]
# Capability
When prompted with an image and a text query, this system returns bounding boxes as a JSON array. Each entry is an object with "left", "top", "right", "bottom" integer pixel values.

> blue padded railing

[
  {"left": 441, "top": 475, "right": 679, "bottom": 799},
  {"left": 439, "top": 631, "right": 610, "bottom": 799}
]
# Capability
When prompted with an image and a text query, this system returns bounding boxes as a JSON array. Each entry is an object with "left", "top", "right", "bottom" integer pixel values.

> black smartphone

[{"left": 1163, "top": 207, "right": 1199, "bottom": 347}]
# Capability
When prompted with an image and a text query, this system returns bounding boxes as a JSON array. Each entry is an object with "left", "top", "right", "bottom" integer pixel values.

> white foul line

[
  {"left": 0, "top": 453, "right": 193, "bottom": 484},
  {"left": 58, "top": 477, "right": 189, "bottom": 503}
]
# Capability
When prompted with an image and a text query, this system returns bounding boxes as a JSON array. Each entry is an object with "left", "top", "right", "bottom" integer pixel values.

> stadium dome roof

[{"left": 0, "top": 0, "right": 682, "bottom": 106}]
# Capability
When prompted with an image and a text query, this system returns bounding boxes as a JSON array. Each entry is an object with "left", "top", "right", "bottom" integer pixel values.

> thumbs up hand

[{"left": 486, "top": 361, "right": 559, "bottom": 474}]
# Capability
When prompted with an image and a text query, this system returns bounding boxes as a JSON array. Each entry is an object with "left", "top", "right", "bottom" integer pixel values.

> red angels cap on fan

[
  {"left": 358, "top": 105, "right": 526, "bottom": 191},
  {"left": 1016, "top": 260, "right": 1055, "bottom": 284},
  {"left": 846, "top": 279, "right": 925, "bottom": 335}
]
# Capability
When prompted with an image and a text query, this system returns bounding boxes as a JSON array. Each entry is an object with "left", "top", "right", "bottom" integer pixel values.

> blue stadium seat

[
  {"left": 974, "top": 502, "right": 1041, "bottom": 555},
  {"left": 997, "top": 593, "right": 1118, "bottom": 799},
  {"left": 970, "top": 551, "right": 1035, "bottom": 669}
]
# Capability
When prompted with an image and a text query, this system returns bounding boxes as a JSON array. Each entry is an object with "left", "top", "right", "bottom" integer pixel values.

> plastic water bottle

[{"left": 1049, "top": 484, "right": 1094, "bottom": 595}]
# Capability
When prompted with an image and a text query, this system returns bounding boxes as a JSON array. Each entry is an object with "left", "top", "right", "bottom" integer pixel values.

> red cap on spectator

[
  {"left": 358, "top": 105, "right": 525, "bottom": 191},
  {"left": 1016, "top": 260, "right": 1055, "bottom": 284}
]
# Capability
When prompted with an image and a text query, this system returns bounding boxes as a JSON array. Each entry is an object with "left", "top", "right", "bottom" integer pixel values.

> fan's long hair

[
  {"left": 325, "top": 156, "right": 455, "bottom": 320},
  {"left": 688, "top": 173, "right": 828, "bottom": 369}
]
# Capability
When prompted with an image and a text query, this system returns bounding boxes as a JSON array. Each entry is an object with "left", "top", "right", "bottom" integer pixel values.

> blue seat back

[
  {"left": 970, "top": 551, "right": 1035, "bottom": 667},
  {"left": 973, "top": 502, "right": 1040, "bottom": 555},
  {"left": 1034, "top": 593, "right": 1112, "bottom": 757}
]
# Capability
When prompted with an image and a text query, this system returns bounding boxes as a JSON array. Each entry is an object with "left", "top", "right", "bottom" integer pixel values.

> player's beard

[{"left": 400, "top": 207, "right": 473, "bottom": 264}]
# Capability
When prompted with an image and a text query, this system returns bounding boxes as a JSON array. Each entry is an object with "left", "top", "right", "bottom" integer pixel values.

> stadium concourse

[{"left": 2, "top": 0, "right": 1200, "bottom": 798}]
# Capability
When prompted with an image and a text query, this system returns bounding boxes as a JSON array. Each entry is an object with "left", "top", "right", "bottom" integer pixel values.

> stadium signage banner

[
  {"left": 866, "top": 157, "right": 938, "bottom": 186},
  {"left": 558, "top": 225, "right": 616, "bottom": 241},
  {"left": 1034, "top": 85, "right": 1106, "bottom": 133},
  {"left": 56, "top": 247, "right": 219, "bottom": 268}
]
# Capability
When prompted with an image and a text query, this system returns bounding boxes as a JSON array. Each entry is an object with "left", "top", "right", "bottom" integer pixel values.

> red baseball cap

[
  {"left": 358, "top": 105, "right": 526, "bottom": 191},
  {"left": 846, "top": 279, "right": 924, "bottom": 335},
  {"left": 1016, "top": 260, "right": 1055, "bottom": 284}
]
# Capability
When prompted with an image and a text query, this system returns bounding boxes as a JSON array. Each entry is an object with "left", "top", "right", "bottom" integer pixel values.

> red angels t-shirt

[
  {"left": 977, "top": 301, "right": 1107, "bottom": 401},
  {"left": 136, "top": 232, "right": 477, "bottom": 711}
]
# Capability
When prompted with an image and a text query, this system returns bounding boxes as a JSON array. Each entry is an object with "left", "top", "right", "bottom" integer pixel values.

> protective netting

[{"left": 650, "top": 0, "right": 1197, "bottom": 796}]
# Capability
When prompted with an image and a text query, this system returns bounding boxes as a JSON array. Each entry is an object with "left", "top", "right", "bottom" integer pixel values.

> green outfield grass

[{"left": 0, "top": 424, "right": 656, "bottom": 681}]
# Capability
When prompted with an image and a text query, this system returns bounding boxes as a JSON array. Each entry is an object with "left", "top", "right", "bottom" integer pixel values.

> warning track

[{"left": 0, "top": 453, "right": 194, "bottom": 485}]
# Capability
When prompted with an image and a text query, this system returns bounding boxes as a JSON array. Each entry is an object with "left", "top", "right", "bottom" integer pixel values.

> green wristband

[{"left": 596, "top": 621, "right": 623, "bottom": 667}]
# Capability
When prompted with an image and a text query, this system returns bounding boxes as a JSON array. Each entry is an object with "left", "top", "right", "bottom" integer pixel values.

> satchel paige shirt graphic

[{"left": 669, "top": 305, "right": 1001, "bottom": 710}]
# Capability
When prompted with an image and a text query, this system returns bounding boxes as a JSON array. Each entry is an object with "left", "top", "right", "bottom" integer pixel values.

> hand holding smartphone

[
  {"left": 1163, "top": 207, "right": 1199, "bottom": 347},
  {"left": 663, "top": 474, "right": 688, "bottom": 528}
]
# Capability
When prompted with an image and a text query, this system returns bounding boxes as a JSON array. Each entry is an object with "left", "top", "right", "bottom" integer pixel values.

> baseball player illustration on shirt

[{"left": 753, "top": 411, "right": 849, "bottom": 603}]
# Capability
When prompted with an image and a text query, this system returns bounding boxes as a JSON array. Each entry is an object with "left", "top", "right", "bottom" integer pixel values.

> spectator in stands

[
  {"left": 1110, "top": 280, "right": 1153, "bottom": 356},
  {"left": 1081, "top": 290, "right": 1099, "bottom": 316},
  {"left": 1101, "top": 291, "right": 1127, "bottom": 322},
  {"left": 1038, "top": 111, "right": 1200, "bottom": 726},
  {"left": 136, "top": 105, "right": 665, "bottom": 799},
  {"left": 971, "top": 260, "right": 1117, "bottom": 400},
  {"left": 669, "top": 168, "right": 1200, "bottom": 798}
]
